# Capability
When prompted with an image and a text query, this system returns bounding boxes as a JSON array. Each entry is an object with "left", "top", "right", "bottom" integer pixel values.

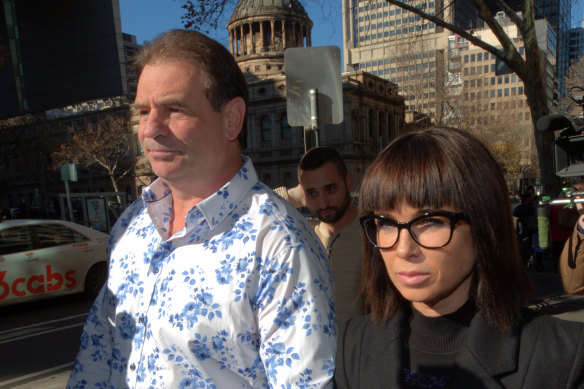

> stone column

[
  {"left": 282, "top": 20, "right": 286, "bottom": 49},
  {"left": 240, "top": 24, "right": 246, "bottom": 54}
]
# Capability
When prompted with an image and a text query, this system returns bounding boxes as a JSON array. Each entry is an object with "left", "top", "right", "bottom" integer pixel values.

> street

[
  {"left": 0, "top": 295, "right": 93, "bottom": 389},
  {"left": 2, "top": 265, "right": 584, "bottom": 389}
]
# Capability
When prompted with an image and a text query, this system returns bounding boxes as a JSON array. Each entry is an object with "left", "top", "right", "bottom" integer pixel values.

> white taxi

[{"left": 0, "top": 219, "right": 109, "bottom": 306}]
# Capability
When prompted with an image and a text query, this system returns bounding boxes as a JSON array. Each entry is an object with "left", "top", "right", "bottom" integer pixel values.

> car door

[
  {"left": 0, "top": 226, "right": 45, "bottom": 305},
  {"left": 30, "top": 223, "right": 91, "bottom": 296}
]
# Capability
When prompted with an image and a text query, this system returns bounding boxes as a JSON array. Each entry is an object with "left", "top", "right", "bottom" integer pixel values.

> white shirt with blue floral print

[{"left": 67, "top": 156, "right": 336, "bottom": 389}]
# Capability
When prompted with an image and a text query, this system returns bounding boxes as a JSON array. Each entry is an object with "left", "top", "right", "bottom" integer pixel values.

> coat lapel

[
  {"left": 364, "top": 309, "right": 409, "bottom": 388},
  {"left": 452, "top": 314, "right": 519, "bottom": 389}
]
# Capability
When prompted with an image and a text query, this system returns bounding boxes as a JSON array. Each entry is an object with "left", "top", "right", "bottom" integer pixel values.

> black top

[
  {"left": 403, "top": 302, "right": 475, "bottom": 388},
  {"left": 335, "top": 306, "right": 584, "bottom": 388}
]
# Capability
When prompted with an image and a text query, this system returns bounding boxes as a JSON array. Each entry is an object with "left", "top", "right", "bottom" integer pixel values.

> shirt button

[{"left": 130, "top": 363, "right": 136, "bottom": 371}]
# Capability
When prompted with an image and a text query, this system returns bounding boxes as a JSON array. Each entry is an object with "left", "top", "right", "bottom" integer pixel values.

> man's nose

[
  {"left": 317, "top": 193, "right": 330, "bottom": 209},
  {"left": 140, "top": 109, "right": 168, "bottom": 138}
]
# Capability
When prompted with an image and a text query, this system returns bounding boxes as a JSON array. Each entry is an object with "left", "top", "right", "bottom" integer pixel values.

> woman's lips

[{"left": 396, "top": 272, "right": 431, "bottom": 286}]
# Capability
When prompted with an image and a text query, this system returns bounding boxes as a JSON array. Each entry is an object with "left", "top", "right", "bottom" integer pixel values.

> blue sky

[
  {"left": 119, "top": 0, "right": 343, "bottom": 48},
  {"left": 119, "top": 0, "right": 583, "bottom": 65}
]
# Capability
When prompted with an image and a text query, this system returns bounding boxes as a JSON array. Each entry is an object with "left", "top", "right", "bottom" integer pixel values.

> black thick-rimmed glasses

[{"left": 360, "top": 211, "right": 468, "bottom": 249}]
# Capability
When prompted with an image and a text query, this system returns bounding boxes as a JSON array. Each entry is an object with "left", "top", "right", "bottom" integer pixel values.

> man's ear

[
  {"left": 346, "top": 172, "right": 354, "bottom": 192},
  {"left": 223, "top": 96, "right": 246, "bottom": 141}
]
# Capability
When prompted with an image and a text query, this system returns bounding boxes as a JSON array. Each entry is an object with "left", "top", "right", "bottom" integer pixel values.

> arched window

[
  {"left": 351, "top": 109, "right": 360, "bottom": 141},
  {"left": 368, "top": 109, "right": 375, "bottom": 139},
  {"left": 261, "top": 116, "right": 271, "bottom": 142},
  {"left": 378, "top": 111, "right": 385, "bottom": 143},
  {"left": 280, "top": 114, "right": 292, "bottom": 140}
]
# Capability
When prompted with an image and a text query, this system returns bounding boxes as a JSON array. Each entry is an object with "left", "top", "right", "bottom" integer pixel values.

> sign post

[
  {"left": 285, "top": 46, "right": 343, "bottom": 152},
  {"left": 60, "top": 163, "right": 78, "bottom": 222}
]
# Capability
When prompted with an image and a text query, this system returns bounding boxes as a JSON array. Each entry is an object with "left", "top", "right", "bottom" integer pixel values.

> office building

[
  {"left": 568, "top": 25, "right": 584, "bottom": 63},
  {"left": 342, "top": 0, "right": 482, "bottom": 121}
]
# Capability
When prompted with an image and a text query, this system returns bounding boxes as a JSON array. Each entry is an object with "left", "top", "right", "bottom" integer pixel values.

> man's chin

[{"left": 316, "top": 213, "right": 339, "bottom": 224}]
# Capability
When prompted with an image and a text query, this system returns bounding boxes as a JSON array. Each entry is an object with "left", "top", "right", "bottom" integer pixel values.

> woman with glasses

[{"left": 335, "top": 127, "right": 584, "bottom": 389}]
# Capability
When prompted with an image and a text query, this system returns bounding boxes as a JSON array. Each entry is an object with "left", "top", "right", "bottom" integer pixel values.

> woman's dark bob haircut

[{"left": 359, "top": 127, "right": 532, "bottom": 334}]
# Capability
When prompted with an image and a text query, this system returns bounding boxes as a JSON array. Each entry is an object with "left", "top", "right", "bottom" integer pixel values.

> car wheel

[{"left": 84, "top": 262, "right": 107, "bottom": 300}]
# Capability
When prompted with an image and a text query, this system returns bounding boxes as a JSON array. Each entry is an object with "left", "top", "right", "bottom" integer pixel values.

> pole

[
  {"left": 309, "top": 88, "right": 319, "bottom": 148},
  {"left": 64, "top": 180, "right": 74, "bottom": 222}
]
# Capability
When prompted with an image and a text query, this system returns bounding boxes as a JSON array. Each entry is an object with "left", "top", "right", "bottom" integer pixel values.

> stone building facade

[{"left": 227, "top": 0, "right": 406, "bottom": 190}]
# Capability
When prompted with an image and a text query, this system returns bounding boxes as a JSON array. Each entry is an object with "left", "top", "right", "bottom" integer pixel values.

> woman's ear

[{"left": 223, "top": 96, "right": 246, "bottom": 142}]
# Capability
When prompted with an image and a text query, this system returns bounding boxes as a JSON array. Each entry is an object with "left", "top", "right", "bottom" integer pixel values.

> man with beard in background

[{"left": 275, "top": 147, "right": 365, "bottom": 332}]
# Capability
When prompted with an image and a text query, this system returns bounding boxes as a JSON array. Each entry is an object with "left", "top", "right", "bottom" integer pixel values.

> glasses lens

[
  {"left": 362, "top": 217, "right": 398, "bottom": 248},
  {"left": 411, "top": 214, "right": 453, "bottom": 248}
]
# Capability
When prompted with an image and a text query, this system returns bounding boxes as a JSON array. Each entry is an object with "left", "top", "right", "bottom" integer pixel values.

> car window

[
  {"left": 0, "top": 227, "right": 33, "bottom": 255},
  {"left": 33, "top": 224, "right": 89, "bottom": 249}
]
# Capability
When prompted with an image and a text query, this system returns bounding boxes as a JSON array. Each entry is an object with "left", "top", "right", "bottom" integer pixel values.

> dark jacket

[{"left": 335, "top": 308, "right": 584, "bottom": 389}]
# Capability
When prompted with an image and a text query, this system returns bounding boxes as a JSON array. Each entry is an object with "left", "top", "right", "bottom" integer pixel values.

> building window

[
  {"left": 368, "top": 109, "right": 375, "bottom": 139},
  {"left": 280, "top": 114, "right": 291, "bottom": 140},
  {"left": 261, "top": 116, "right": 271, "bottom": 142}
]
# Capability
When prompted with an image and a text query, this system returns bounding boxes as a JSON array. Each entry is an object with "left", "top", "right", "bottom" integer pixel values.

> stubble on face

[{"left": 314, "top": 184, "right": 351, "bottom": 224}]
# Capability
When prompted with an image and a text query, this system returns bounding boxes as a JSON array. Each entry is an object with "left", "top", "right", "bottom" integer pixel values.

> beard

[{"left": 314, "top": 185, "right": 351, "bottom": 224}]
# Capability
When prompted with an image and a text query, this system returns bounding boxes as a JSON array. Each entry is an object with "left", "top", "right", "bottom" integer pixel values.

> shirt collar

[
  {"left": 197, "top": 155, "right": 258, "bottom": 229},
  {"left": 141, "top": 155, "right": 259, "bottom": 233}
]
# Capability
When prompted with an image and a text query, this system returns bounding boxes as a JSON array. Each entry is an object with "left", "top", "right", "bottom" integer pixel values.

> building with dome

[{"left": 227, "top": 0, "right": 406, "bottom": 190}]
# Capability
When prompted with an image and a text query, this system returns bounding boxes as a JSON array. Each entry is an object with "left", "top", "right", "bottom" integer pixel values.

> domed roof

[{"left": 229, "top": 0, "right": 309, "bottom": 23}]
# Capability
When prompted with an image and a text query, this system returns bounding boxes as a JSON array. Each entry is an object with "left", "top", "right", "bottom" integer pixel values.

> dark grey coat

[{"left": 335, "top": 308, "right": 584, "bottom": 388}]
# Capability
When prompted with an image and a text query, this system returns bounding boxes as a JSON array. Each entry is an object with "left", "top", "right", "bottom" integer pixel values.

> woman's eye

[
  {"left": 377, "top": 219, "right": 395, "bottom": 230},
  {"left": 420, "top": 217, "right": 447, "bottom": 227}
]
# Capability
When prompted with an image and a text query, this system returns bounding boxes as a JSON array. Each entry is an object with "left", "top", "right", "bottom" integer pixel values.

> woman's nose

[{"left": 394, "top": 228, "right": 420, "bottom": 258}]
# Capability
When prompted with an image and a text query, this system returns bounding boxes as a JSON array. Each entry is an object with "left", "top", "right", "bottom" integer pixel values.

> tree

[
  {"left": 380, "top": 0, "right": 558, "bottom": 194},
  {"left": 558, "top": 57, "right": 584, "bottom": 117},
  {"left": 50, "top": 113, "right": 134, "bottom": 194},
  {"left": 177, "top": 0, "right": 556, "bottom": 192}
]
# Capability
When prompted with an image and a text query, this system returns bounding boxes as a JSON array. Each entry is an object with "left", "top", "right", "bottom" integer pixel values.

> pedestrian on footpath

[
  {"left": 275, "top": 146, "right": 365, "bottom": 333},
  {"left": 67, "top": 29, "right": 336, "bottom": 389},
  {"left": 335, "top": 127, "right": 584, "bottom": 389}
]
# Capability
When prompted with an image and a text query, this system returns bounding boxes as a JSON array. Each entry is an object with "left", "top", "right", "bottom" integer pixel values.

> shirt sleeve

[
  {"left": 256, "top": 243, "right": 336, "bottom": 388},
  {"left": 67, "top": 284, "right": 115, "bottom": 388}
]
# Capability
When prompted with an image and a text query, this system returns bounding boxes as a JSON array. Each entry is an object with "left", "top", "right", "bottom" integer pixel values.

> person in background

[
  {"left": 559, "top": 177, "right": 584, "bottom": 295},
  {"left": 0, "top": 205, "right": 10, "bottom": 221},
  {"left": 274, "top": 146, "right": 365, "bottom": 332},
  {"left": 68, "top": 29, "right": 336, "bottom": 389},
  {"left": 335, "top": 127, "right": 584, "bottom": 388},
  {"left": 513, "top": 192, "right": 537, "bottom": 267}
]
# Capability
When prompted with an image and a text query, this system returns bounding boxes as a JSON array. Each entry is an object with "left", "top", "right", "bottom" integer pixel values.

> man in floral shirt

[{"left": 67, "top": 30, "right": 336, "bottom": 389}]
